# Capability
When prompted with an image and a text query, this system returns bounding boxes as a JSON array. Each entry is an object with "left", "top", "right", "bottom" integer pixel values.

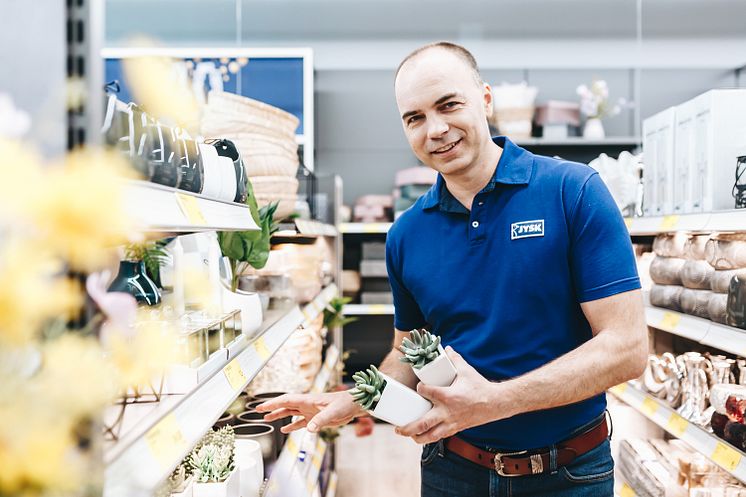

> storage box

[
  {"left": 643, "top": 107, "right": 677, "bottom": 215},
  {"left": 361, "top": 242, "right": 386, "bottom": 261},
  {"left": 360, "top": 292, "right": 393, "bottom": 305},
  {"left": 534, "top": 100, "right": 580, "bottom": 127},
  {"left": 360, "top": 260, "right": 387, "bottom": 278}
]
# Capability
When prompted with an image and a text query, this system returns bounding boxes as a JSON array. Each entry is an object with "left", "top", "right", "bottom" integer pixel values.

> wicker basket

[
  {"left": 201, "top": 112, "right": 297, "bottom": 141},
  {"left": 242, "top": 154, "right": 298, "bottom": 177},
  {"left": 681, "top": 260, "right": 715, "bottom": 290},
  {"left": 255, "top": 193, "right": 297, "bottom": 221},
  {"left": 249, "top": 176, "right": 299, "bottom": 195},
  {"left": 649, "top": 256, "right": 685, "bottom": 286},
  {"left": 491, "top": 106, "right": 535, "bottom": 140},
  {"left": 206, "top": 91, "right": 299, "bottom": 135}
]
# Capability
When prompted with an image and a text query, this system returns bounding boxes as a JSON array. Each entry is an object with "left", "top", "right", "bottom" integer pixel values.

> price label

[
  {"left": 620, "top": 482, "right": 636, "bottom": 497},
  {"left": 363, "top": 223, "right": 386, "bottom": 233},
  {"left": 369, "top": 304, "right": 388, "bottom": 314},
  {"left": 312, "top": 453, "right": 323, "bottom": 470},
  {"left": 667, "top": 413, "right": 689, "bottom": 437},
  {"left": 223, "top": 358, "right": 247, "bottom": 391},
  {"left": 660, "top": 312, "right": 681, "bottom": 331},
  {"left": 712, "top": 441, "right": 742, "bottom": 471},
  {"left": 253, "top": 336, "right": 271, "bottom": 360},
  {"left": 287, "top": 436, "right": 300, "bottom": 457},
  {"left": 659, "top": 215, "right": 680, "bottom": 230},
  {"left": 609, "top": 383, "right": 628, "bottom": 396},
  {"left": 175, "top": 193, "right": 207, "bottom": 225},
  {"left": 623, "top": 218, "right": 633, "bottom": 231},
  {"left": 145, "top": 414, "right": 188, "bottom": 469},
  {"left": 641, "top": 397, "right": 660, "bottom": 416}
]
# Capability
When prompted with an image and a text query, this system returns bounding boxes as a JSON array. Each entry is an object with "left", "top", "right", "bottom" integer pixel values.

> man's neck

[{"left": 442, "top": 140, "right": 502, "bottom": 211}]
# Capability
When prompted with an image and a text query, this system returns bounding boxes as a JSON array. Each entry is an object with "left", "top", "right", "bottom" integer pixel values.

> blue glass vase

[{"left": 108, "top": 260, "right": 161, "bottom": 306}]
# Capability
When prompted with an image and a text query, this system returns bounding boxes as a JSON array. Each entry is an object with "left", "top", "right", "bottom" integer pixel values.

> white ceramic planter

[
  {"left": 369, "top": 373, "right": 432, "bottom": 427},
  {"left": 171, "top": 476, "right": 194, "bottom": 497},
  {"left": 221, "top": 286, "right": 263, "bottom": 338},
  {"left": 192, "top": 468, "right": 239, "bottom": 497},
  {"left": 413, "top": 345, "right": 457, "bottom": 387}
]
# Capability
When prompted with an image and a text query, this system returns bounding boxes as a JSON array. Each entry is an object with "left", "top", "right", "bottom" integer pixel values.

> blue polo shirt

[{"left": 386, "top": 136, "right": 640, "bottom": 450}]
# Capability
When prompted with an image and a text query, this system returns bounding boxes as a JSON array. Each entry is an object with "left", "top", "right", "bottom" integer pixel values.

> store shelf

[
  {"left": 626, "top": 210, "right": 746, "bottom": 236},
  {"left": 104, "top": 284, "right": 338, "bottom": 497},
  {"left": 645, "top": 304, "right": 746, "bottom": 357},
  {"left": 515, "top": 137, "right": 641, "bottom": 147},
  {"left": 343, "top": 304, "right": 394, "bottom": 315},
  {"left": 608, "top": 382, "right": 746, "bottom": 483},
  {"left": 340, "top": 222, "right": 392, "bottom": 234},
  {"left": 122, "top": 180, "right": 260, "bottom": 233}
]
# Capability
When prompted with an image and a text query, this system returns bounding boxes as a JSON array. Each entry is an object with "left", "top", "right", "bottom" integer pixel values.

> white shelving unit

[
  {"left": 343, "top": 304, "right": 394, "bottom": 315},
  {"left": 515, "top": 137, "right": 641, "bottom": 146},
  {"left": 339, "top": 222, "right": 392, "bottom": 234},
  {"left": 122, "top": 180, "right": 260, "bottom": 233},
  {"left": 644, "top": 304, "right": 746, "bottom": 357},
  {"left": 608, "top": 382, "right": 746, "bottom": 483},
  {"left": 104, "top": 284, "right": 338, "bottom": 497},
  {"left": 626, "top": 210, "right": 746, "bottom": 236}
]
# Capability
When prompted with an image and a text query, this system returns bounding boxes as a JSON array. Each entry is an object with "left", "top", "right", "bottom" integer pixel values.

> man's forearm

[
  {"left": 485, "top": 327, "right": 647, "bottom": 423},
  {"left": 379, "top": 348, "right": 419, "bottom": 389}
]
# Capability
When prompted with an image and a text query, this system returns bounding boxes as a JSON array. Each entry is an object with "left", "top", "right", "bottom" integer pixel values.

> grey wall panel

[{"left": 639, "top": 69, "right": 738, "bottom": 120}]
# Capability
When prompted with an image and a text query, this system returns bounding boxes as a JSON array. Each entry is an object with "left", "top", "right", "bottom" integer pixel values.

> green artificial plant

[
  {"left": 323, "top": 296, "right": 358, "bottom": 329},
  {"left": 349, "top": 365, "right": 387, "bottom": 410},
  {"left": 398, "top": 329, "right": 441, "bottom": 369},
  {"left": 188, "top": 425, "right": 235, "bottom": 483},
  {"left": 124, "top": 240, "right": 169, "bottom": 285},
  {"left": 218, "top": 180, "right": 280, "bottom": 292}
]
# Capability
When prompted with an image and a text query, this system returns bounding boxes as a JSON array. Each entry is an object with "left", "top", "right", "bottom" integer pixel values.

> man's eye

[
  {"left": 408, "top": 116, "right": 422, "bottom": 125},
  {"left": 444, "top": 101, "right": 459, "bottom": 109}
]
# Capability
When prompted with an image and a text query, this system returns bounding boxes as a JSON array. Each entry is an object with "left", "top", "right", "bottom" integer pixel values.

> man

[{"left": 257, "top": 42, "right": 648, "bottom": 496}]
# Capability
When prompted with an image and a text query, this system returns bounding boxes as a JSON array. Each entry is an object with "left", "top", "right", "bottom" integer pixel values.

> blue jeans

[{"left": 421, "top": 417, "right": 614, "bottom": 497}]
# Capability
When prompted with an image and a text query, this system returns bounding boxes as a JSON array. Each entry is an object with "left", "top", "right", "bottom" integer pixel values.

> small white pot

[
  {"left": 369, "top": 373, "right": 432, "bottom": 427},
  {"left": 413, "top": 345, "right": 457, "bottom": 387},
  {"left": 221, "top": 286, "right": 263, "bottom": 338},
  {"left": 582, "top": 117, "right": 605, "bottom": 139},
  {"left": 192, "top": 468, "right": 239, "bottom": 497},
  {"left": 171, "top": 476, "right": 194, "bottom": 497}
]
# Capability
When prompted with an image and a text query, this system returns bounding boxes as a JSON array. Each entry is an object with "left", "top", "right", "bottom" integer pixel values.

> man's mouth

[{"left": 432, "top": 138, "right": 462, "bottom": 155}]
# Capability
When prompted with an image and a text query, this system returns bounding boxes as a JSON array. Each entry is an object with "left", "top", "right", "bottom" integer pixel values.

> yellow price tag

[
  {"left": 253, "top": 336, "right": 271, "bottom": 360},
  {"left": 609, "top": 383, "right": 628, "bottom": 396},
  {"left": 369, "top": 304, "right": 387, "bottom": 314},
  {"left": 660, "top": 215, "right": 680, "bottom": 230},
  {"left": 623, "top": 218, "right": 633, "bottom": 231},
  {"left": 223, "top": 358, "right": 247, "bottom": 391},
  {"left": 287, "top": 436, "right": 300, "bottom": 456},
  {"left": 712, "top": 441, "right": 742, "bottom": 471},
  {"left": 641, "top": 397, "right": 660, "bottom": 416},
  {"left": 660, "top": 312, "right": 681, "bottom": 331},
  {"left": 363, "top": 223, "right": 384, "bottom": 233},
  {"left": 312, "top": 453, "right": 322, "bottom": 470},
  {"left": 175, "top": 193, "right": 207, "bottom": 225},
  {"left": 620, "top": 482, "right": 636, "bottom": 497},
  {"left": 145, "top": 414, "right": 188, "bottom": 469},
  {"left": 667, "top": 413, "right": 689, "bottom": 437}
]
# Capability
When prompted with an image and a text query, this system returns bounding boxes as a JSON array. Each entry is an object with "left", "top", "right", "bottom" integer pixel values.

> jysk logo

[{"left": 511, "top": 219, "right": 545, "bottom": 240}]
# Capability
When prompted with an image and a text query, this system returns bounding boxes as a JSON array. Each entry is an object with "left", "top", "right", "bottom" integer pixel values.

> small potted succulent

[
  {"left": 188, "top": 426, "right": 239, "bottom": 497},
  {"left": 399, "top": 329, "right": 457, "bottom": 387},
  {"left": 168, "top": 463, "right": 194, "bottom": 497},
  {"left": 349, "top": 365, "right": 431, "bottom": 427}
]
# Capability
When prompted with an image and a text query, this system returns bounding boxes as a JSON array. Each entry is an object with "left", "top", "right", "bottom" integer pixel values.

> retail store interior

[{"left": 4, "top": 1, "right": 746, "bottom": 496}]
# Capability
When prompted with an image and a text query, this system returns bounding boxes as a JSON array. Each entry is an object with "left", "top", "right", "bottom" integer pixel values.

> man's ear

[{"left": 483, "top": 82, "right": 494, "bottom": 119}]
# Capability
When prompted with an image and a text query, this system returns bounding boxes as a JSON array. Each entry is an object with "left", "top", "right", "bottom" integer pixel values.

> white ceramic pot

[
  {"left": 369, "top": 373, "right": 432, "bottom": 427},
  {"left": 192, "top": 468, "right": 239, "bottom": 497},
  {"left": 582, "top": 118, "right": 605, "bottom": 139},
  {"left": 216, "top": 155, "right": 238, "bottom": 202},
  {"left": 413, "top": 345, "right": 457, "bottom": 387},
  {"left": 235, "top": 439, "right": 263, "bottom": 480},
  {"left": 198, "top": 143, "right": 223, "bottom": 200},
  {"left": 221, "top": 286, "right": 263, "bottom": 338}
]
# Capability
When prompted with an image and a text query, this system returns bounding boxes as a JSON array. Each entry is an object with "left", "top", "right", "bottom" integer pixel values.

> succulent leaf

[
  {"left": 349, "top": 364, "right": 387, "bottom": 410},
  {"left": 398, "top": 329, "right": 442, "bottom": 370}
]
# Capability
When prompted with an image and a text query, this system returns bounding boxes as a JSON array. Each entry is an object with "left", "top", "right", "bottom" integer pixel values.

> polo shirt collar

[{"left": 421, "top": 136, "right": 534, "bottom": 212}]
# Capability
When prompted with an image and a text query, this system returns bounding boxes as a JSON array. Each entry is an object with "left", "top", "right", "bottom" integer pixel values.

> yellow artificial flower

[
  {"left": 108, "top": 317, "right": 178, "bottom": 389},
  {"left": 0, "top": 138, "right": 44, "bottom": 221},
  {"left": 0, "top": 242, "right": 82, "bottom": 346},
  {"left": 28, "top": 149, "right": 135, "bottom": 270},
  {"left": 123, "top": 39, "right": 200, "bottom": 132},
  {"left": 36, "top": 334, "right": 118, "bottom": 419}
]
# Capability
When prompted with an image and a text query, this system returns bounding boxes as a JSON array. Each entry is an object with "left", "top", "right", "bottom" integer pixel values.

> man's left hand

[{"left": 395, "top": 346, "right": 509, "bottom": 444}]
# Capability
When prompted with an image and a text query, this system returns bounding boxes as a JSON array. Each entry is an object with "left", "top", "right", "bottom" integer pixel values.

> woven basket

[
  {"left": 681, "top": 260, "right": 715, "bottom": 290},
  {"left": 249, "top": 176, "right": 299, "bottom": 195},
  {"left": 206, "top": 91, "right": 299, "bottom": 135},
  {"left": 649, "top": 256, "right": 685, "bottom": 286},
  {"left": 711, "top": 269, "right": 746, "bottom": 294},
  {"left": 491, "top": 106, "right": 535, "bottom": 140},
  {"left": 256, "top": 193, "right": 297, "bottom": 221},
  {"left": 650, "top": 284, "right": 683, "bottom": 311},
  {"left": 242, "top": 154, "right": 298, "bottom": 177},
  {"left": 680, "top": 289, "right": 712, "bottom": 318},
  {"left": 201, "top": 112, "right": 297, "bottom": 140},
  {"left": 708, "top": 292, "right": 729, "bottom": 324}
]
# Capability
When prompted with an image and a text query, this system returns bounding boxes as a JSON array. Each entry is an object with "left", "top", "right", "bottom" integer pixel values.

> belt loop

[
  {"left": 436, "top": 438, "right": 445, "bottom": 457},
  {"left": 549, "top": 445, "right": 558, "bottom": 473}
]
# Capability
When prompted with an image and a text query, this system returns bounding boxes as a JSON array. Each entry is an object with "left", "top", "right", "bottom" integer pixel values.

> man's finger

[
  {"left": 306, "top": 404, "right": 348, "bottom": 433},
  {"left": 263, "top": 408, "right": 302, "bottom": 422},
  {"left": 281, "top": 417, "right": 309, "bottom": 433},
  {"left": 416, "top": 382, "right": 445, "bottom": 403},
  {"left": 397, "top": 411, "right": 441, "bottom": 437},
  {"left": 254, "top": 394, "right": 309, "bottom": 412},
  {"left": 445, "top": 346, "right": 470, "bottom": 371},
  {"left": 413, "top": 423, "right": 448, "bottom": 445}
]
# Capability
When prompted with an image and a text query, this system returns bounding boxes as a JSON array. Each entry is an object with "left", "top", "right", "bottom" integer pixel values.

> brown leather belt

[{"left": 444, "top": 418, "right": 608, "bottom": 477}]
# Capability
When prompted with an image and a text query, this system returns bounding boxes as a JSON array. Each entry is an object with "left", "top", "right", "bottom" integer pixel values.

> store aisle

[{"left": 337, "top": 423, "right": 421, "bottom": 497}]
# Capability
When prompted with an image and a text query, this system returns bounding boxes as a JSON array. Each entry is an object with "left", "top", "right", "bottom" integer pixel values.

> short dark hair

[{"left": 395, "top": 41, "right": 482, "bottom": 85}]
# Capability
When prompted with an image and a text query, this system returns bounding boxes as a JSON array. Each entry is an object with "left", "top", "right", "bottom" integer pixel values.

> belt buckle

[{"left": 493, "top": 450, "right": 528, "bottom": 477}]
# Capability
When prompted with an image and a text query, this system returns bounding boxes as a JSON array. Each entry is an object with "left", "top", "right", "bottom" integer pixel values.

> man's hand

[
  {"left": 255, "top": 390, "right": 366, "bottom": 434},
  {"left": 396, "top": 346, "right": 510, "bottom": 444}
]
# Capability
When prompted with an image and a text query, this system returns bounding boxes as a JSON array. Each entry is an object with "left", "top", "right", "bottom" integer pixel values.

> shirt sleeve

[
  {"left": 568, "top": 172, "right": 641, "bottom": 302},
  {"left": 385, "top": 233, "right": 427, "bottom": 330}
]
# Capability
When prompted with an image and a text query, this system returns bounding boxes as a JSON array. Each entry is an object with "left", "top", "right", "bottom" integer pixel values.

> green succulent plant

[
  {"left": 188, "top": 425, "right": 236, "bottom": 483},
  {"left": 349, "top": 365, "right": 387, "bottom": 410},
  {"left": 399, "top": 329, "right": 441, "bottom": 369}
]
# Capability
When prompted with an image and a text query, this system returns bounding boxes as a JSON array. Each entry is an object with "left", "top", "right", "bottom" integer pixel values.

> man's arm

[
  {"left": 397, "top": 289, "right": 648, "bottom": 443},
  {"left": 378, "top": 329, "right": 419, "bottom": 388}
]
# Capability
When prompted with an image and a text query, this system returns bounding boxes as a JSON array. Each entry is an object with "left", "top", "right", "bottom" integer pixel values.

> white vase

[
  {"left": 370, "top": 373, "right": 432, "bottom": 427},
  {"left": 221, "top": 286, "right": 263, "bottom": 338},
  {"left": 413, "top": 345, "right": 457, "bottom": 387},
  {"left": 235, "top": 439, "right": 263, "bottom": 497},
  {"left": 192, "top": 469, "right": 239, "bottom": 497},
  {"left": 583, "top": 118, "right": 605, "bottom": 139}
]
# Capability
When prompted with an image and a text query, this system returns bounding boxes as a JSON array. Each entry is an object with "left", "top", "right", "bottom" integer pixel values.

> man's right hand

[{"left": 254, "top": 390, "right": 366, "bottom": 434}]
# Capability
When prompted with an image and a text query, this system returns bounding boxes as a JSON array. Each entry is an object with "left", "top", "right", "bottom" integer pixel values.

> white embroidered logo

[{"left": 511, "top": 219, "right": 545, "bottom": 240}]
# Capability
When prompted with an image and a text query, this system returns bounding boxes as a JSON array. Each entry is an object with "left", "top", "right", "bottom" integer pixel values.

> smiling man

[{"left": 257, "top": 42, "right": 648, "bottom": 497}]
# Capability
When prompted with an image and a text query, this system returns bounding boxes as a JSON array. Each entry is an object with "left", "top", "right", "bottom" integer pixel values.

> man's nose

[{"left": 427, "top": 116, "right": 448, "bottom": 140}]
